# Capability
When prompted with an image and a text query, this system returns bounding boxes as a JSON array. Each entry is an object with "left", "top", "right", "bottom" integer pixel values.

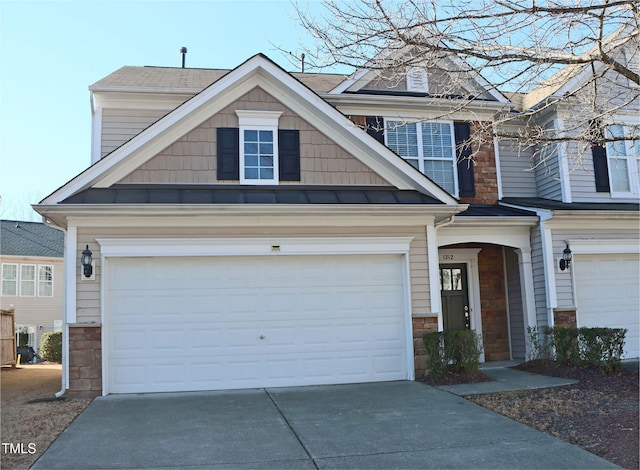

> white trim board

[{"left": 96, "top": 237, "right": 415, "bottom": 258}]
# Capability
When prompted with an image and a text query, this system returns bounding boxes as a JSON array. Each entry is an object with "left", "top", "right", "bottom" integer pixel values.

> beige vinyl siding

[
  {"left": 499, "top": 138, "right": 537, "bottom": 198},
  {"left": 0, "top": 256, "right": 64, "bottom": 350},
  {"left": 76, "top": 225, "right": 430, "bottom": 324},
  {"left": 101, "top": 108, "right": 170, "bottom": 157},
  {"left": 118, "top": 87, "right": 391, "bottom": 186}
]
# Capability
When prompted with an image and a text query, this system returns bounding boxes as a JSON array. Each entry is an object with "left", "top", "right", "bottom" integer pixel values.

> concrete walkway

[
  {"left": 33, "top": 380, "right": 617, "bottom": 469},
  {"left": 438, "top": 366, "right": 578, "bottom": 396}
]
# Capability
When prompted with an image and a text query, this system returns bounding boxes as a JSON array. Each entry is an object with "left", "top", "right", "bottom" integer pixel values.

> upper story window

[
  {"left": 236, "top": 110, "right": 282, "bottom": 185},
  {"left": 385, "top": 120, "right": 458, "bottom": 195},
  {"left": 605, "top": 124, "right": 640, "bottom": 195},
  {"left": 1, "top": 263, "right": 54, "bottom": 297}
]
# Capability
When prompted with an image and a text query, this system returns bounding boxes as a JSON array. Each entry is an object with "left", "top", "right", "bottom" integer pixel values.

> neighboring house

[
  {"left": 34, "top": 36, "right": 638, "bottom": 397},
  {"left": 0, "top": 220, "right": 64, "bottom": 352}
]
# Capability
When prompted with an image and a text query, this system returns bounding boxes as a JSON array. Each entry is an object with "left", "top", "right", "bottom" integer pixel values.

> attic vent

[
  {"left": 180, "top": 47, "right": 187, "bottom": 68},
  {"left": 407, "top": 67, "right": 428, "bottom": 92}
]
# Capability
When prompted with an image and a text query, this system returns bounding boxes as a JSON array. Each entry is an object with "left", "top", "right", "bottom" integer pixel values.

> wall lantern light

[
  {"left": 81, "top": 245, "right": 93, "bottom": 278},
  {"left": 559, "top": 241, "right": 572, "bottom": 271}
]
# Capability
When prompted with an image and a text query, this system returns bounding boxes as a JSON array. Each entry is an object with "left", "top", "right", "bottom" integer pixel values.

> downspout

[
  {"left": 39, "top": 217, "right": 68, "bottom": 398},
  {"left": 429, "top": 215, "right": 457, "bottom": 331}
]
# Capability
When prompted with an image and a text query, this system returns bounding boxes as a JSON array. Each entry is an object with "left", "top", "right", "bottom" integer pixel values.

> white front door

[{"left": 105, "top": 254, "right": 409, "bottom": 393}]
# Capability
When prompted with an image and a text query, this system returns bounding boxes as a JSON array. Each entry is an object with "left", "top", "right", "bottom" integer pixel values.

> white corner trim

[
  {"left": 96, "top": 237, "right": 414, "bottom": 258},
  {"left": 66, "top": 226, "right": 77, "bottom": 324}
]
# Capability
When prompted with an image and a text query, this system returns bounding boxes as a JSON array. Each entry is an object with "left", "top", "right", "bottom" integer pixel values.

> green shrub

[
  {"left": 551, "top": 327, "right": 580, "bottom": 365},
  {"left": 423, "top": 330, "right": 483, "bottom": 379},
  {"left": 527, "top": 326, "right": 626, "bottom": 374},
  {"left": 39, "top": 332, "right": 62, "bottom": 362}
]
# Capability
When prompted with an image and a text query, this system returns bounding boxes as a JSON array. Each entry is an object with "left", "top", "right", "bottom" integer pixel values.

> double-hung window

[
  {"left": 236, "top": 110, "right": 282, "bottom": 185},
  {"left": 386, "top": 120, "right": 458, "bottom": 195},
  {"left": 605, "top": 124, "right": 640, "bottom": 196},
  {"left": 1, "top": 264, "right": 17, "bottom": 296},
  {"left": 39, "top": 265, "right": 54, "bottom": 297},
  {"left": 20, "top": 264, "right": 36, "bottom": 297}
]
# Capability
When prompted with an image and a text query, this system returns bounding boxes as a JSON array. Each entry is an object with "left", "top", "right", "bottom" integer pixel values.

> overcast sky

[{"left": 0, "top": 0, "right": 347, "bottom": 222}]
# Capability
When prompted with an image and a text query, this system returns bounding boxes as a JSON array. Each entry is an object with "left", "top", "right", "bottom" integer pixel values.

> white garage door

[
  {"left": 574, "top": 254, "right": 640, "bottom": 359},
  {"left": 106, "top": 254, "right": 408, "bottom": 393}
]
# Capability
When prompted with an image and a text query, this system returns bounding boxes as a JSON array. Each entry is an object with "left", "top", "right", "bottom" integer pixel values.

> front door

[{"left": 440, "top": 264, "right": 470, "bottom": 331}]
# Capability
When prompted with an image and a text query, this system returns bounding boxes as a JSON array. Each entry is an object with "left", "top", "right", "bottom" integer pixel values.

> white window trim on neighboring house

[
  {"left": 606, "top": 123, "right": 640, "bottom": 198},
  {"left": 1, "top": 263, "right": 18, "bottom": 296},
  {"left": 38, "top": 265, "right": 54, "bottom": 297},
  {"left": 0, "top": 263, "right": 54, "bottom": 297},
  {"left": 236, "top": 110, "right": 282, "bottom": 185},
  {"left": 20, "top": 264, "right": 36, "bottom": 297},
  {"left": 384, "top": 119, "right": 459, "bottom": 196}
]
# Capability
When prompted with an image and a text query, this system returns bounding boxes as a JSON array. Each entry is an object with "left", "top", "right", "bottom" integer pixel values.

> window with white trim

[
  {"left": 20, "top": 264, "right": 36, "bottom": 297},
  {"left": 39, "top": 265, "right": 54, "bottom": 297},
  {"left": 1, "top": 264, "right": 17, "bottom": 296},
  {"left": 386, "top": 120, "right": 458, "bottom": 195},
  {"left": 236, "top": 110, "right": 282, "bottom": 185},
  {"left": 605, "top": 124, "right": 640, "bottom": 195}
]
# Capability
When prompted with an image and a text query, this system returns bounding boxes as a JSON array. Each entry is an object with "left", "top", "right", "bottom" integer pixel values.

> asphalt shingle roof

[{"left": 0, "top": 220, "right": 64, "bottom": 258}]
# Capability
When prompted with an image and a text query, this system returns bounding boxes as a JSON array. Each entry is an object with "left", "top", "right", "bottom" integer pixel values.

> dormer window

[
  {"left": 406, "top": 67, "right": 428, "bottom": 92},
  {"left": 236, "top": 110, "right": 282, "bottom": 184}
]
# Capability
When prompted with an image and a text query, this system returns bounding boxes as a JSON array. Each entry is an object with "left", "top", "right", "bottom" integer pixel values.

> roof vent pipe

[
  {"left": 180, "top": 47, "right": 187, "bottom": 68},
  {"left": 301, "top": 53, "right": 305, "bottom": 73}
]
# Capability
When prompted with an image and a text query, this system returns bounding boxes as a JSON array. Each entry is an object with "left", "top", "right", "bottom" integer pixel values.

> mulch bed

[{"left": 464, "top": 360, "right": 639, "bottom": 470}]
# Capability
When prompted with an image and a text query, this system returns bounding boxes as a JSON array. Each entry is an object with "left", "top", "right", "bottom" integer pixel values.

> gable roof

[
  {"left": 523, "top": 23, "right": 639, "bottom": 110},
  {"left": 329, "top": 44, "right": 509, "bottom": 104},
  {"left": 41, "top": 53, "right": 458, "bottom": 206},
  {"left": 0, "top": 220, "right": 64, "bottom": 258},
  {"left": 90, "top": 66, "right": 347, "bottom": 94}
]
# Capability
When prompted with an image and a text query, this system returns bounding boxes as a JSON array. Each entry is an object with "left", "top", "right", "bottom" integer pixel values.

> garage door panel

[
  {"left": 575, "top": 254, "right": 639, "bottom": 359},
  {"left": 107, "top": 254, "right": 408, "bottom": 393}
]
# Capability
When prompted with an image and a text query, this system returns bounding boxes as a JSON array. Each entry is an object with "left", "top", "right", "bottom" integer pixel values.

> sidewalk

[{"left": 437, "top": 361, "right": 578, "bottom": 396}]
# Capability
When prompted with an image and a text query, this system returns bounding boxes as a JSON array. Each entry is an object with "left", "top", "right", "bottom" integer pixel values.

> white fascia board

[
  {"left": 569, "top": 239, "right": 640, "bottom": 255},
  {"left": 97, "top": 236, "right": 414, "bottom": 258},
  {"left": 48, "top": 203, "right": 464, "bottom": 228},
  {"left": 329, "top": 68, "right": 371, "bottom": 94},
  {"left": 92, "top": 91, "right": 193, "bottom": 110}
]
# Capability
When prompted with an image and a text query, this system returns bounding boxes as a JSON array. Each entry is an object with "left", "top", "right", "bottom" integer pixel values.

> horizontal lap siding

[
  {"left": 101, "top": 109, "right": 169, "bottom": 157},
  {"left": 498, "top": 139, "right": 537, "bottom": 198},
  {"left": 75, "top": 225, "right": 430, "bottom": 324},
  {"left": 529, "top": 227, "right": 549, "bottom": 329},
  {"left": 118, "top": 87, "right": 391, "bottom": 186}
]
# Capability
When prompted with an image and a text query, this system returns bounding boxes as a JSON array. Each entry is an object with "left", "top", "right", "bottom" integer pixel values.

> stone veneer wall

[
  {"left": 553, "top": 309, "right": 577, "bottom": 328},
  {"left": 459, "top": 122, "right": 499, "bottom": 205},
  {"left": 68, "top": 325, "right": 102, "bottom": 397},
  {"left": 412, "top": 316, "right": 439, "bottom": 379}
]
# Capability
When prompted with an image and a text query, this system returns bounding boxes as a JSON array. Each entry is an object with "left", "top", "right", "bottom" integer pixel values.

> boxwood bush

[
  {"left": 528, "top": 326, "right": 626, "bottom": 374},
  {"left": 39, "top": 332, "right": 62, "bottom": 362},
  {"left": 423, "top": 330, "right": 483, "bottom": 378}
]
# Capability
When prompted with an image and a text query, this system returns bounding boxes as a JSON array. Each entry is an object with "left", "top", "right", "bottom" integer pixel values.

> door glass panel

[
  {"left": 441, "top": 269, "right": 452, "bottom": 291},
  {"left": 451, "top": 268, "right": 462, "bottom": 290}
]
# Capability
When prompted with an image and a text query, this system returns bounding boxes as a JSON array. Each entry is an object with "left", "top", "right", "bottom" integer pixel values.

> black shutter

[
  {"left": 592, "top": 144, "right": 610, "bottom": 192},
  {"left": 278, "top": 129, "right": 300, "bottom": 181},
  {"left": 217, "top": 128, "right": 239, "bottom": 180},
  {"left": 454, "top": 122, "right": 475, "bottom": 197},
  {"left": 589, "top": 121, "right": 610, "bottom": 192},
  {"left": 365, "top": 116, "right": 385, "bottom": 144}
]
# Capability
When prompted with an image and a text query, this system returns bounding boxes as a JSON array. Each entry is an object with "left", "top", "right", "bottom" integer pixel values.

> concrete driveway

[{"left": 34, "top": 381, "right": 616, "bottom": 469}]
